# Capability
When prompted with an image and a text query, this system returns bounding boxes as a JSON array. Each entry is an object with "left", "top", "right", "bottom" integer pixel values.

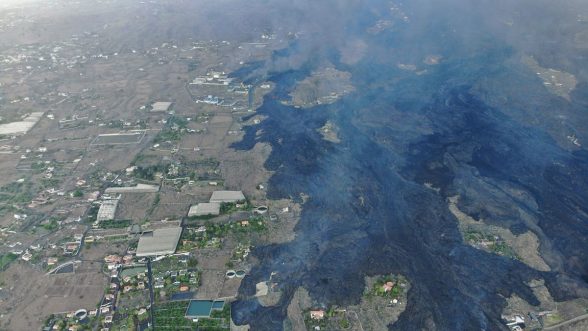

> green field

[{"left": 152, "top": 300, "right": 230, "bottom": 330}]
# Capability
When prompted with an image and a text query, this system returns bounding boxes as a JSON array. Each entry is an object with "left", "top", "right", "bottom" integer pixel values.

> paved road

[
  {"left": 544, "top": 313, "right": 588, "bottom": 330},
  {"left": 348, "top": 310, "right": 364, "bottom": 331},
  {"left": 147, "top": 258, "right": 155, "bottom": 330}
]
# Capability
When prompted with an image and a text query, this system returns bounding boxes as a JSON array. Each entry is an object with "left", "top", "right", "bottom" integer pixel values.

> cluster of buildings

[
  {"left": 42, "top": 308, "right": 99, "bottom": 331},
  {"left": 195, "top": 95, "right": 222, "bottom": 105},
  {"left": 153, "top": 268, "right": 199, "bottom": 290},
  {"left": 188, "top": 69, "right": 251, "bottom": 110},
  {"left": 502, "top": 314, "right": 526, "bottom": 331},
  {"left": 100, "top": 254, "right": 145, "bottom": 328},
  {"left": 63, "top": 233, "right": 84, "bottom": 255},
  {"left": 121, "top": 273, "right": 147, "bottom": 293},
  {"left": 104, "top": 254, "right": 135, "bottom": 270},
  {"left": 188, "top": 190, "right": 245, "bottom": 217},
  {"left": 190, "top": 71, "right": 233, "bottom": 86}
]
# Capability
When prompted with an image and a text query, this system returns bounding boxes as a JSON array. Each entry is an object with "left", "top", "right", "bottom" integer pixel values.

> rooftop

[
  {"left": 97, "top": 199, "right": 119, "bottom": 222},
  {"left": 209, "top": 190, "right": 245, "bottom": 203},
  {"left": 105, "top": 183, "right": 159, "bottom": 194},
  {"left": 0, "top": 112, "right": 44, "bottom": 135},
  {"left": 188, "top": 202, "right": 220, "bottom": 217},
  {"left": 151, "top": 101, "right": 173, "bottom": 112},
  {"left": 136, "top": 227, "right": 182, "bottom": 257}
]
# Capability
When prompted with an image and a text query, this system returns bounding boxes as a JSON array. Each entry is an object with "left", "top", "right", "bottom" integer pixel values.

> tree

[{"left": 188, "top": 257, "right": 198, "bottom": 268}]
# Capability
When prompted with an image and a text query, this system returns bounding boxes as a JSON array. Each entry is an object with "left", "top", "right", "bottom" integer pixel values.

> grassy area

[
  {"left": 31, "top": 161, "right": 49, "bottom": 173},
  {"left": 201, "top": 304, "right": 231, "bottom": 330},
  {"left": 42, "top": 218, "right": 59, "bottom": 232},
  {"left": 234, "top": 216, "right": 266, "bottom": 233},
  {"left": 366, "top": 275, "right": 407, "bottom": 299},
  {"left": 187, "top": 257, "right": 198, "bottom": 268},
  {"left": 464, "top": 230, "right": 495, "bottom": 243},
  {"left": 490, "top": 241, "right": 518, "bottom": 259},
  {"left": 152, "top": 256, "right": 187, "bottom": 273},
  {"left": 167, "top": 116, "right": 189, "bottom": 128},
  {"left": 43, "top": 316, "right": 96, "bottom": 331},
  {"left": 153, "top": 116, "right": 189, "bottom": 143},
  {"left": 132, "top": 164, "right": 167, "bottom": 181},
  {"left": 110, "top": 313, "right": 137, "bottom": 331},
  {"left": 99, "top": 219, "right": 132, "bottom": 229},
  {"left": 0, "top": 204, "right": 18, "bottom": 217},
  {"left": 153, "top": 301, "right": 230, "bottom": 330},
  {"left": 85, "top": 204, "right": 100, "bottom": 222},
  {"left": 339, "top": 318, "right": 351, "bottom": 329},
  {"left": 180, "top": 218, "right": 267, "bottom": 251},
  {"left": 0, "top": 181, "right": 34, "bottom": 205},
  {"left": 104, "top": 235, "right": 129, "bottom": 242},
  {"left": 464, "top": 230, "right": 518, "bottom": 259},
  {"left": 0, "top": 253, "right": 17, "bottom": 271},
  {"left": 219, "top": 201, "right": 252, "bottom": 214},
  {"left": 40, "top": 178, "right": 60, "bottom": 189},
  {"left": 543, "top": 312, "right": 563, "bottom": 326},
  {"left": 152, "top": 301, "right": 196, "bottom": 329},
  {"left": 131, "top": 156, "right": 220, "bottom": 183},
  {"left": 187, "top": 214, "right": 217, "bottom": 221},
  {"left": 303, "top": 307, "right": 346, "bottom": 331},
  {"left": 146, "top": 193, "right": 160, "bottom": 217}
]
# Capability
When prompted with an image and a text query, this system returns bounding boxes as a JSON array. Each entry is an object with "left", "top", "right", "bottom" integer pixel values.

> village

[
  {"left": 0, "top": 50, "right": 297, "bottom": 328},
  {"left": 0, "top": 2, "right": 294, "bottom": 328},
  {"left": 1, "top": 1, "right": 588, "bottom": 331},
  {"left": 0, "top": 12, "right": 413, "bottom": 327},
  {"left": 39, "top": 186, "right": 275, "bottom": 330}
]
